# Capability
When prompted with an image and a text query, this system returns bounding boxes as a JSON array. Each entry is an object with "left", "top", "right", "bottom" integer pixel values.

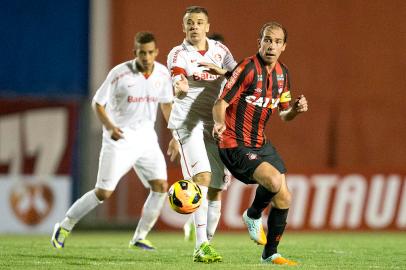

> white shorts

[
  {"left": 96, "top": 126, "right": 167, "bottom": 191},
  {"left": 173, "top": 123, "right": 230, "bottom": 190}
]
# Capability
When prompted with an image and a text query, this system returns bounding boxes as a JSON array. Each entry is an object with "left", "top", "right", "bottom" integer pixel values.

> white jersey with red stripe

[
  {"left": 93, "top": 60, "right": 173, "bottom": 139},
  {"left": 167, "top": 38, "right": 237, "bottom": 130}
]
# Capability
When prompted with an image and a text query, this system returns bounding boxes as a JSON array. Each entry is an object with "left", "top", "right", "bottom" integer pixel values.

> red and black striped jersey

[{"left": 219, "top": 53, "right": 292, "bottom": 148}]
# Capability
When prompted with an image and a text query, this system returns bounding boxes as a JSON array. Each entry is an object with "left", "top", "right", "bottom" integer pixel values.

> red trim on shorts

[{"left": 175, "top": 129, "right": 192, "bottom": 179}]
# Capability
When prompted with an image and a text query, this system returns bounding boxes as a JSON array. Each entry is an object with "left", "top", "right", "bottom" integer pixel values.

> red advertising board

[{"left": 103, "top": 169, "right": 406, "bottom": 231}]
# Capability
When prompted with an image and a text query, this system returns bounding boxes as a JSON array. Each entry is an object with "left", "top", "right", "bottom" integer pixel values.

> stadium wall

[
  {"left": 0, "top": 1, "right": 88, "bottom": 233},
  {"left": 100, "top": 0, "right": 406, "bottom": 231}
]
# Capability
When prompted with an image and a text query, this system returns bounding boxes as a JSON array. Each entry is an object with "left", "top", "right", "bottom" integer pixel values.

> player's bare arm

[
  {"left": 167, "top": 138, "right": 180, "bottom": 162},
  {"left": 279, "top": 94, "right": 308, "bottom": 122},
  {"left": 160, "top": 102, "right": 180, "bottom": 162},
  {"left": 160, "top": 102, "right": 172, "bottom": 123},
  {"left": 174, "top": 74, "right": 189, "bottom": 99},
  {"left": 198, "top": 62, "right": 227, "bottom": 76},
  {"left": 92, "top": 101, "right": 123, "bottom": 140},
  {"left": 212, "top": 98, "right": 229, "bottom": 141}
]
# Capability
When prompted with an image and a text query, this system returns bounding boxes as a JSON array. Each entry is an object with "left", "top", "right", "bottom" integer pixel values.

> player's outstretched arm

[
  {"left": 279, "top": 94, "right": 308, "bottom": 122},
  {"left": 198, "top": 62, "right": 228, "bottom": 76}
]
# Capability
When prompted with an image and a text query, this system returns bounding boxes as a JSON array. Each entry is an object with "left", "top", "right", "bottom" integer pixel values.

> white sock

[
  {"left": 183, "top": 215, "right": 194, "bottom": 234},
  {"left": 60, "top": 189, "right": 103, "bottom": 231},
  {"left": 193, "top": 185, "right": 208, "bottom": 249},
  {"left": 207, "top": 200, "right": 221, "bottom": 241},
  {"left": 131, "top": 191, "right": 166, "bottom": 242}
]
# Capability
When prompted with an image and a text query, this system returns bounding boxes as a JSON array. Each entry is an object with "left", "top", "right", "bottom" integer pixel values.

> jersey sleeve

[
  {"left": 220, "top": 59, "right": 254, "bottom": 105},
  {"left": 221, "top": 44, "right": 237, "bottom": 71},
  {"left": 93, "top": 69, "right": 116, "bottom": 106},
  {"left": 158, "top": 69, "right": 174, "bottom": 103},
  {"left": 167, "top": 47, "right": 188, "bottom": 83},
  {"left": 278, "top": 67, "right": 291, "bottom": 110}
]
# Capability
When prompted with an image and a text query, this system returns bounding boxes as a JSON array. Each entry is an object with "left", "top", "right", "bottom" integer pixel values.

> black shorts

[{"left": 218, "top": 143, "right": 287, "bottom": 185}]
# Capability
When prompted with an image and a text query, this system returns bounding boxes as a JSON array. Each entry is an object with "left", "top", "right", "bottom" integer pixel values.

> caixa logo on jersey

[{"left": 245, "top": 95, "right": 280, "bottom": 109}]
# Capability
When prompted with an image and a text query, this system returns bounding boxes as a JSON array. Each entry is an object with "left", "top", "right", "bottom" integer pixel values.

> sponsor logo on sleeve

[{"left": 226, "top": 66, "right": 243, "bottom": 89}]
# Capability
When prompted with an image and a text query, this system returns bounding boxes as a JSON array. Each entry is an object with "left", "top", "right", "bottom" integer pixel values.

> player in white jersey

[
  {"left": 167, "top": 6, "right": 237, "bottom": 263},
  {"left": 51, "top": 32, "right": 177, "bottom": 251},
  {"left": 181, "top": 32, "right": 231, "bottom": 242}
]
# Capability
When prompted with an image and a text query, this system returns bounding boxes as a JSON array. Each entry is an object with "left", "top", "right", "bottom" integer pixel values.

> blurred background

[{"left": 0, "top": 0, "right": 405, "bottom": 233}]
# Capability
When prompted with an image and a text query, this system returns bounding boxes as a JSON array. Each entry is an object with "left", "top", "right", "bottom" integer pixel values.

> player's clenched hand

[
  {"left": 293, "top": 95, "right": 308, "bottom": 113},
  {"left": 109, "top": 127, "right": 124, "bottom": 141},
  {"left": 174, "top": 74, "right": 189, "bottom": 97},
  {"left": 212, "top": 122, "right": 226, "bottom": 142},
  {"left": 167, "top": 138, "right": 180, "bottom": 162},
  {"left": 198, "top": 62, "right": 227, "bottom": 76}
]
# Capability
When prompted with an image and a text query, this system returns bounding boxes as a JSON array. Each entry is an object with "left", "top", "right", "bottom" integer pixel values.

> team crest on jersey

[
  {"left": 257, "top": 75, "right": 263, "bottom": 82},
  {"left": 246, "top": 152, "right": 258, "bottom": 160},
  {"left": 277, "top": 74, "right": 284, "bottom": 81},
  {"left": 214, "top": 53, "right": 222, "bottom": 62}
]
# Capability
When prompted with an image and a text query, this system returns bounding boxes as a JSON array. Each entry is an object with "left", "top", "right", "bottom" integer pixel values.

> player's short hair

[
  {"left": 184, "top": 6, "right": 209, "bottom": 18},
  {"left": 134, "top": 32, "right": 156, "bottom": 47},
  {"left": 259, "top": 22, "right": 288, "bottom": 43}
]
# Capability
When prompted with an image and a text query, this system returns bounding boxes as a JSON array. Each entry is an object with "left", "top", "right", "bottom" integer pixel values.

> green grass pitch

[{"left": 0, "top": 232, "right": 405, "bottom": 269}]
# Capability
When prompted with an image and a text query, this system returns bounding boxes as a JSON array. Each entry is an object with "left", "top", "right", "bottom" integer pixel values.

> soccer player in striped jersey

[
  {"left": 167, "top": 6, "right": 237, "bottom": 263},
  {"left": 51, "top": 32, "right": 178, "bottom": 251},
  {"left": 212, "top": 22, "right": 308, "bottom": 265}
]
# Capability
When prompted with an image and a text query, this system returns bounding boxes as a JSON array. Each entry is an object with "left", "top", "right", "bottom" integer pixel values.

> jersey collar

[
  {"left": 182, "top": 38, "right": 211, "bottom": 52},
  {"left": 256, "top": 53, "right": 280, "bottom": 73},
  {"left": 131, "top": 59, "right": 155, "bottom": 76}
]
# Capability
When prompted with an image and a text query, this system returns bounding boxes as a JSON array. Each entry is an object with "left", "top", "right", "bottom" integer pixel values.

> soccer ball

[{"left": 168, "top": 180, "right": 202, "bottom": 214}]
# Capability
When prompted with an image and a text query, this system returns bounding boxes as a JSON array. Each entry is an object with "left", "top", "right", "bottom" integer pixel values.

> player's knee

[
  {"left": 149, "top": 180, "right": 168, "bottom": 193},
  {"left": 282, "top": 190, "right": 292, "bottom": 206},
  {"left": 158, "top": 181, "right": 168, "bottom": 192},
  {"left": 95, "top": 188, "right": 113, "bottom": 201},
  {"left": 193, "top": 172, "right": 211, "bottom": 186},
  {"left": 263, "top": 173, "right": 282, "bottom": 193},
  {"left": 207, "top": 188, "right": 222, "bottom": 201},
  {"left": 274, "top": 190, "right": 292, "bottom": 209}
]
